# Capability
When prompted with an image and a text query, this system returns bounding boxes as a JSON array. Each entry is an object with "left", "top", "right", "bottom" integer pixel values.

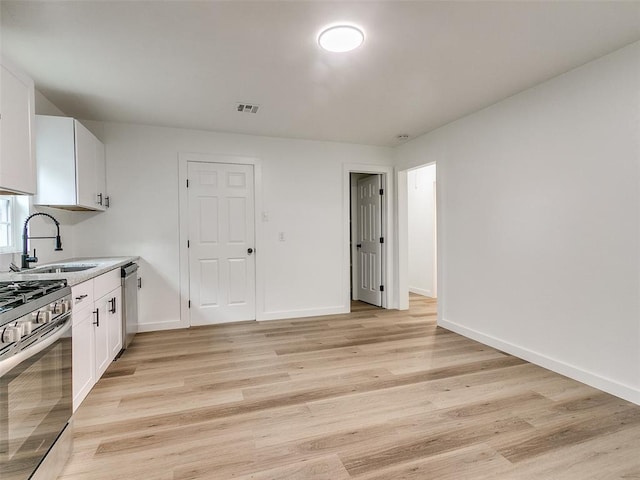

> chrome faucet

[{"left": 21, "top": 213, "right": 63, "bottom": 269}]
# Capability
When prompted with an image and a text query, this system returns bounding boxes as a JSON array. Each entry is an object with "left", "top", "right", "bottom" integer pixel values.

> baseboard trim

[
  {"left": 138, "top": 321, "right": 186, "bottom": 332},
  {"left": 440, "top": 317, "right": 640, "bottom": 406},
  {"left": 409, "top": 287, "right": 433, "bottom": 297},
  {"left": 140, "top": 305, "right": 351, "bottom": 330},
  {"left": 258, "top": 305, "right": 348, "bottom": 322}
]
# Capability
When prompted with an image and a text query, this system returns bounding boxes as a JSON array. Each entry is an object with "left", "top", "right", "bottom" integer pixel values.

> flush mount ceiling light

[{"left": 318, "top": 25, "right": 365, "bottom": 53}]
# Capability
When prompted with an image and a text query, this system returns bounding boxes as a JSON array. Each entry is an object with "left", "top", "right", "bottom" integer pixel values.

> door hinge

[
  {"left": 188, "top": 300, "right": 191, "bottom": 308},
  {"left": 380, "top": 285, "right": 385, "bottom": 292},
  {"left": 379, "top": 188, "right": 384, "bottom": 195},
  {"left": 186, "top": 179, "right": 190, "bottom": 188},
  {"left": 379, "top": 237, "right": 384, "bottom": 244},
  {"left": 187, "top": 240, "right": 190, "bottom": 248}
]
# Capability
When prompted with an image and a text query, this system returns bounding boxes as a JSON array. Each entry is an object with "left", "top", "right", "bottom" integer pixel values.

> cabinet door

[
  {"left": 72, "top": 305, "right": 95, "bottom": 412},
  {"left": 107, "top": 288, "right": 122, "bottom": 359},
  {"left": 0, "top": 62, "right": 35, "bottom": 195},
  {"left": 34, "top": 116, "right": 77, "bottom": 205},
  {"left": 75, "top": 120, "right": 99, "bottom": 209},
  {"left": 94, "top": 295, "right": 110, "bottom": 378},
  {"left": 96, "top": 139, "right": 107, "bottom": 209}
]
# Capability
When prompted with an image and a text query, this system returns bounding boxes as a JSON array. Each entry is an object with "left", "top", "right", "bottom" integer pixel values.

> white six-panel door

[
  {"left": 188, "top": 162, "right": 256, "bottom": 325},
  {"left": 356, "top": 175, "right": 382, "bottom": 306}
]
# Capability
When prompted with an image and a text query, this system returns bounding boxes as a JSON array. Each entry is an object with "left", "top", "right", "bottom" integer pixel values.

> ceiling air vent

[{"left": 236, "top": 103, "right": 260, "bottom": 114}]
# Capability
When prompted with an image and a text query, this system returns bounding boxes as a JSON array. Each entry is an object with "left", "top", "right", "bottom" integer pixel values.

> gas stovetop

[
  {"left": 0, "top": 279, "right": 69, "bottom": 315},
  {"left": 0, "top": 279, "right": 72, "bottom": 358}
]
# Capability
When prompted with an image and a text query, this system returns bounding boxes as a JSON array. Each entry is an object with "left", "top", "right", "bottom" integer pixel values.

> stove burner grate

[{"left": 0, "top": 279, "right": 68, "bottom": 314}]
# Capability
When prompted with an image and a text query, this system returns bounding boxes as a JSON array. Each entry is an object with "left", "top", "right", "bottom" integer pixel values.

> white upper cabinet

[
  {"left": 34, "top": 115, "right": 107, "bottom": 211},
  {"left": 0, "top": 58, "right": 36, "bottom": 195},
  {"left": 95, "top": 137, "right": 107, "bottom": 207},
  {"left": 75, "top": 120, "right": 99, "bottom": 208}
]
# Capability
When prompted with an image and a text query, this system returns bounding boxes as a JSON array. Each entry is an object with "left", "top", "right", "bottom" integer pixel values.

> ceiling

[{"left": 2, "top": 1, "right": 640, "bottom": 147}]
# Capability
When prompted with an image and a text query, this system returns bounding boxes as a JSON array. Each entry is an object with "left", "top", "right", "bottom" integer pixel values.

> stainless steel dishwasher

[{"left": 121, "top": 262, "right": 139, "bottom": 350}]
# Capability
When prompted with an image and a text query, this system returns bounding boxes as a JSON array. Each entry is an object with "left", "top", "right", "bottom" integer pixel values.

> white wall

[
  {"left": 407, "top": 164, "right": 436, "bottom": 298},
  {"left": 395, "top": 41, "right": 640, "bottom": 404},
  {"left": 71, "top": 123, "right": 393, "bottom": 330}
]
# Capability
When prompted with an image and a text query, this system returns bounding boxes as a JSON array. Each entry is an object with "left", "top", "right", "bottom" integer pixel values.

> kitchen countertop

[{"left": 0, "top": 257, "right": 139, "bottom": 287}]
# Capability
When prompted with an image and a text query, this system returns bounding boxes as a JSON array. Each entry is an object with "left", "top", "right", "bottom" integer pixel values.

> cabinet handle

[
  {"left": 97, "top": 193, "right": 103, "bottom": 206},
  {"left": 93, "top": 308, "right": 100, "bottom": 327},
  {"left": 105, "top": 196, "right": 110, "bottom": 208},
  {"left": 137, "top": 277, "right": 142, "bottom": 289},
  {"left": 75, "top": 294, "right": 88, "bottom": 302},
  {"left": 109, "top": 297, "right": 117, "bottom": 314}
]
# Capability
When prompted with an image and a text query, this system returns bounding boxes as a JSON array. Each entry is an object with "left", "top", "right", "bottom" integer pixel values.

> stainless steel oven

[{"left": 0, "top": 280, "right": 72, "bottom": 480}]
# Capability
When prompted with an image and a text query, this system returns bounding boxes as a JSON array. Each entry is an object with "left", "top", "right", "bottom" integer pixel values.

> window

[
  {"left": 0, "top": 197, "right": 14, "bottom": 250},
  {"left": 0, "top": 196, "right": 29, "bottom": 254}
]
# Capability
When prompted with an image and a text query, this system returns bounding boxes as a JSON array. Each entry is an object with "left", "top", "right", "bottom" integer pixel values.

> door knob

[
  {"left": 356, "top": 244, "right": 362, "bottom": 248},
  {"left": 247, "top": 248, "right": 254, "bottom": 255}
]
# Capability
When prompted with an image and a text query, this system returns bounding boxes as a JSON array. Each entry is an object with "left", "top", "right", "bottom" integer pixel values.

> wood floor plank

[
  {"left": 58, "top": 295, "right": 640, "bottom": 480},
  {"left": 233, "top": 455, "right": 351, "bottom": 480},
  {"left": 352, "top": 444, "right": 513, "bottom": 480},
  {"left": 490, "top": 419, "right": 640, "bottom": 479},
  {"left": 496, "top": 405, "right": 640, "bottom": 463},
  {"left": 340, "top": 416, "right": 532, "bottom": 476}
]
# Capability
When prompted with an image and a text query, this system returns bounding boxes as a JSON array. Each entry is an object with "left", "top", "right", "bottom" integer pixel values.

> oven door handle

[{"left": 0, "top": 314, "right": 72, "bottom": 377}]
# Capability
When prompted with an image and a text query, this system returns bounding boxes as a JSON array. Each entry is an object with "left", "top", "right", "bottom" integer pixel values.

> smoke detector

[{"left": 236, "top": 103, "right": 260, "bottom": 114}]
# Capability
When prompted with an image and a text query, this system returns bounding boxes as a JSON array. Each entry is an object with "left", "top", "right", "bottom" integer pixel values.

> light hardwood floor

[{"left": 60, "top": 295, "right": 640, "bottom": 479}]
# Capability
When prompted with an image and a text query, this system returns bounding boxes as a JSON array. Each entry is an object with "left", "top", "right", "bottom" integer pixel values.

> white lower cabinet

[
  {"left": 72, "top": 304, "right": 95, "bottom": 411},
  {"left": 94, "top": 287, "right": 122, "bottom": 378},
  {"left": 107, "top": 288, "right": 123, "bottom": 359},
  {"left": 72, "top": 268, "right": 122, "bottom": 411},
  {"left": 93, "top": 294, "right": 111, "bottom": 379}
]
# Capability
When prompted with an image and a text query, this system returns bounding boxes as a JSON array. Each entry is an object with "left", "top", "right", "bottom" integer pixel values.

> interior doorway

[
  {"left": 407, "top": 164, "right": 437, "bottom": 299},
  {"left": 350, "top": 173, "right": 384, "bottom": 307},
  {"left": 397, "top": 162, "right": 438, "bottom": 311},
  {"left": 186, "top": 161, "right": 256, "bottom": 325},
  {"left": 179, "top": 152, "right": 262, "bottom": 329},
  {"left": 343, "top": 164, "right": 392, "bottom": 312}
]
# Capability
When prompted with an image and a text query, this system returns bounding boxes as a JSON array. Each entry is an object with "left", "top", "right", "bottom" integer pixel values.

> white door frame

[
  {"left": 351, "top": 173, "right": 383, "bottom": 305},
  {"left": 178, "top": 152, "right": 263, "bottom": 327},
  {"left": 343, "top": 164, "right": 394, "bottom": 310}
]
